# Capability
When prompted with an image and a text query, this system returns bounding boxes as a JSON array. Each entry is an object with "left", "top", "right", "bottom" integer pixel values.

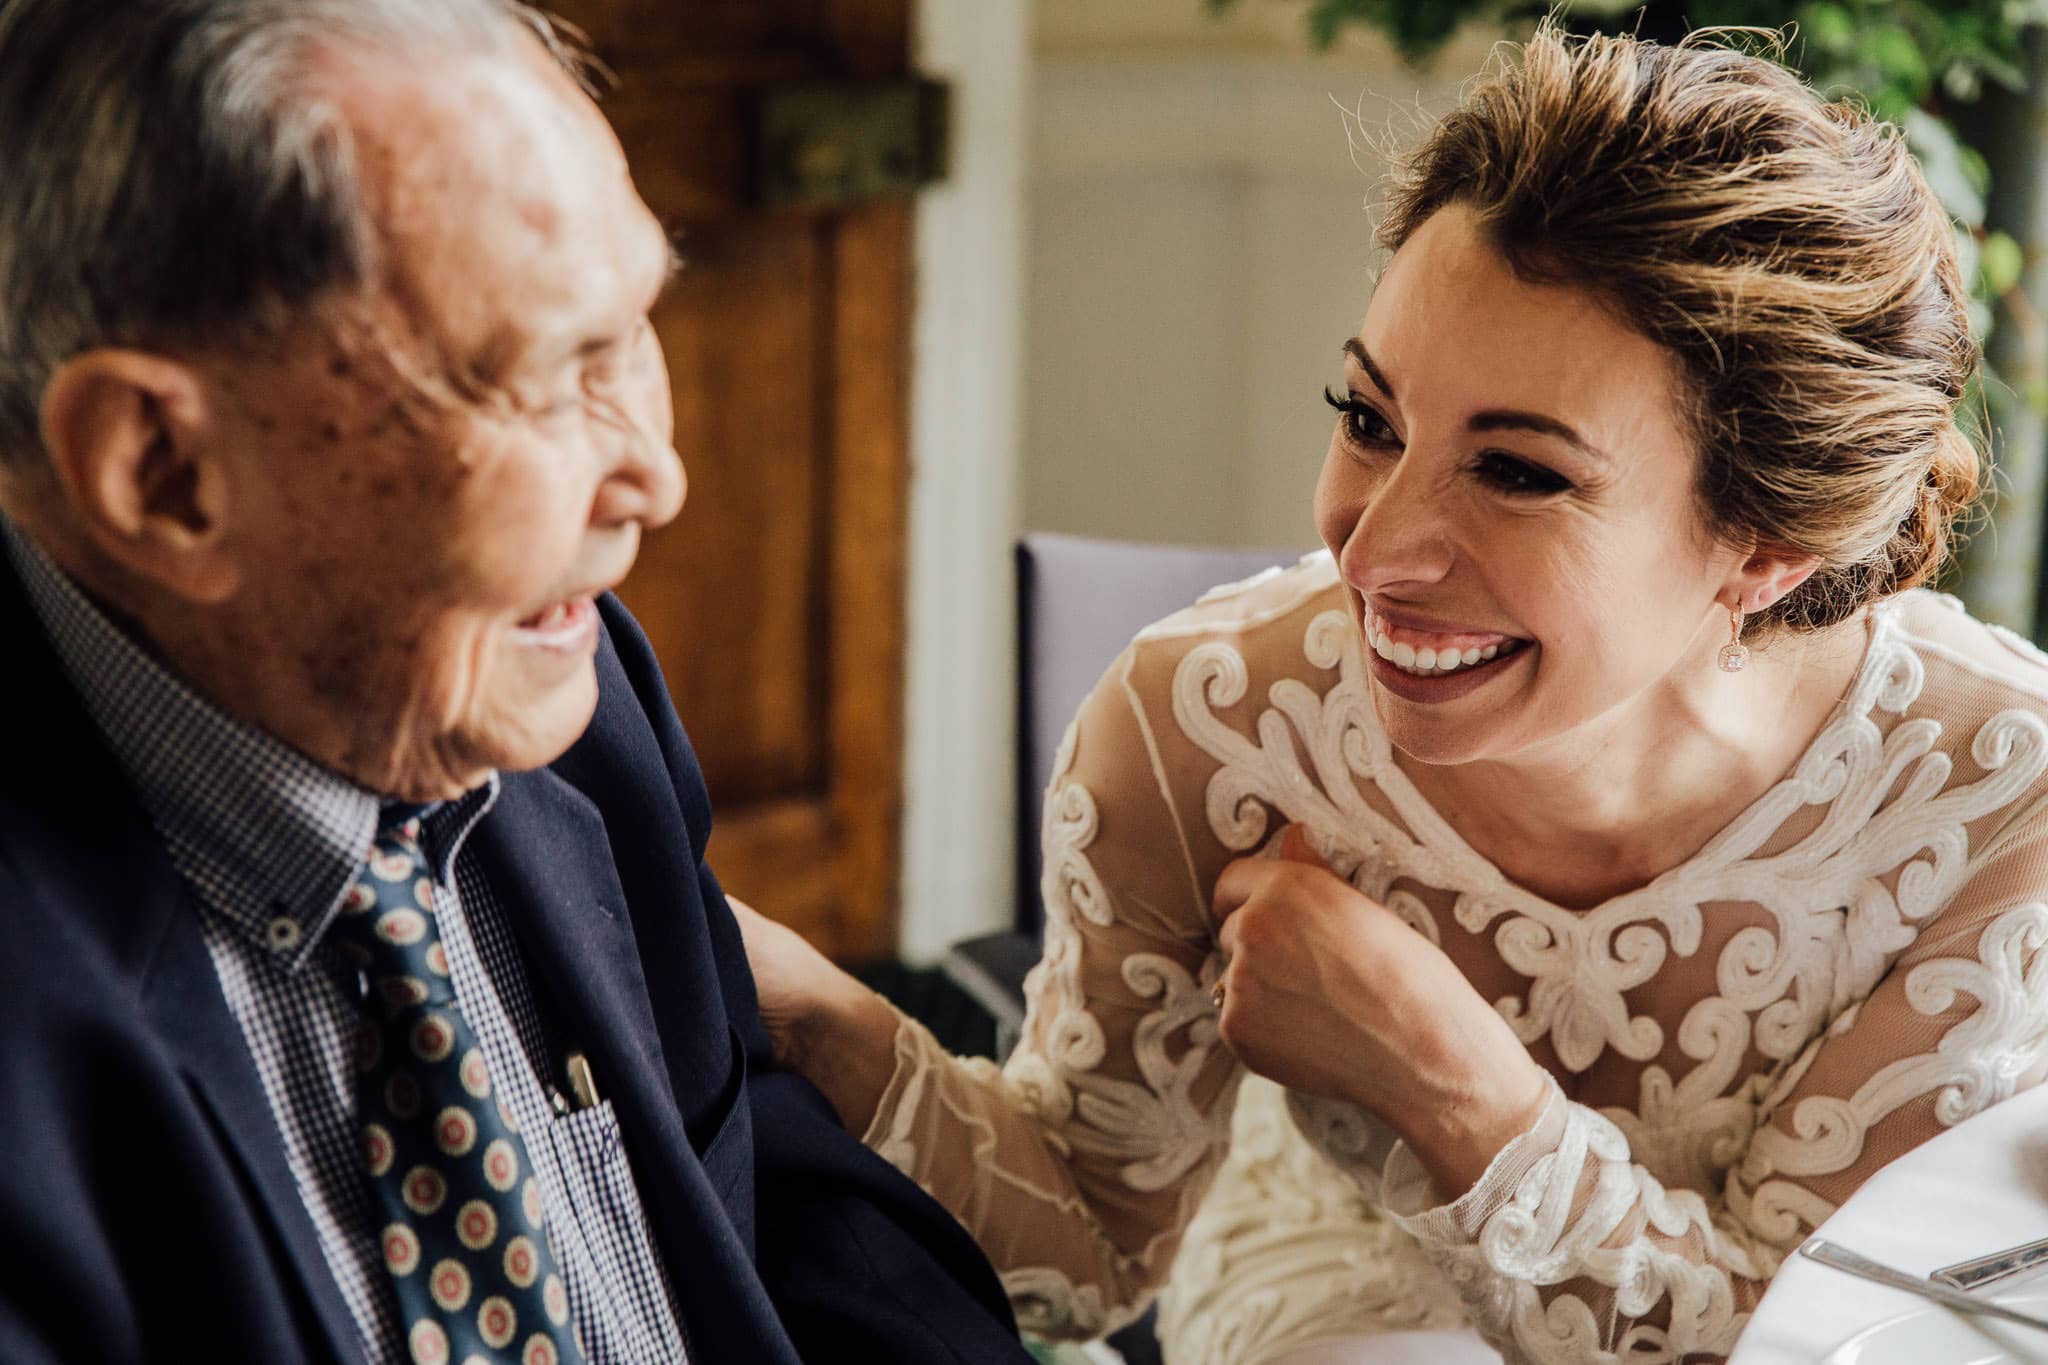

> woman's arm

[{"left": 741, "top": 643, "right": 1246, "bottom": 1339}]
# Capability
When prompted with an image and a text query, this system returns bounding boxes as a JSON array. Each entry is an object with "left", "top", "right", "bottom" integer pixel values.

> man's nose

[
  {"left": 634, "top": 425, "right": 687, "bottom": 529},
  {"left": 604, "top": 429, "right": 686, "bottom": 531},
  {"left": 591, "top": 385, "right": 687, "bottom": 531}
]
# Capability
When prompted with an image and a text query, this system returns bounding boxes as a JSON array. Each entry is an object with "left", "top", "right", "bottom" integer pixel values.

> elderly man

[{"left": 0, "top": 3, "right": 1031, "bottom": 1363}]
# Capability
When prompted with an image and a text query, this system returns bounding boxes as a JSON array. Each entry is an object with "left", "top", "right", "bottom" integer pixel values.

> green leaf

[
  {"left": 1799, "top": 1, "right": 1858, "bottom": 54},
  {"left": 1307, "top": 0, "right": 1360, "bottom": 50},
  {"left": 1981, "top": 231, "right": 2025, "bottom": 296},
  {"left": 1867, "top": 23, "right": 1933, "bottom": 96},
  {"left": 1947, "top": 139, "right": 1993, "bottom": 204},
  {"left": 1395, "top": 0, "right": 1466, "bottom": 56}
]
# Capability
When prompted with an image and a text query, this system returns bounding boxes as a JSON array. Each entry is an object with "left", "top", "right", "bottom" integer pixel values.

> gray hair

[{"left": 0, "top": 0, "right": 584, "bottom": 470}]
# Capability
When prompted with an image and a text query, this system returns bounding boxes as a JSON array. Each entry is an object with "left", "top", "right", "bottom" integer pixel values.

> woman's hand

[
  {"left": 728, "top": 895, "right": 903, "bottom": 1134},
  {"left": 1212, "top": 826, "right": 1552, "bottom": 1196}
]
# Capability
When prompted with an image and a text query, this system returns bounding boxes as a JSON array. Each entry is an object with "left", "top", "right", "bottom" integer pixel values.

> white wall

[
  {"left": 896, "top": 0, "right": 1496, "bottom": 960},
  {"left": 1024, "top": 14, "right": 1496, "bottom": 551}
]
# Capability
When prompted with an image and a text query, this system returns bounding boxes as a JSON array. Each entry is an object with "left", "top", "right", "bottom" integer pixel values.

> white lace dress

[{"left": 861, "top": 553, "right": 2048, "bottom": 1364}]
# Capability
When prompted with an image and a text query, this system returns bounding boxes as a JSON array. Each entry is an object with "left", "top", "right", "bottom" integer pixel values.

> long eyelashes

[
  {"left": 1323, "top": 386, "right": 1395, "bottom": 447},
  {"left": 1321, "top": 386, "right": 1574, "bottom": 498},
  {"left": 1473, "top": 452, "right": 1571, "bottom": 496}
]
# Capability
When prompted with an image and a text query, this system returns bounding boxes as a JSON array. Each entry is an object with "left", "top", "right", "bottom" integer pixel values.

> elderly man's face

[{"left": 200, "top": 42, "right": 685, "bottom": 798}]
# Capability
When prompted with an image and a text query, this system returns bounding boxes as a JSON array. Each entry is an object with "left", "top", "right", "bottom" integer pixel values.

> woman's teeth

[{"left": 1370, "top": 628, "right": 1519, "bottom": 677}]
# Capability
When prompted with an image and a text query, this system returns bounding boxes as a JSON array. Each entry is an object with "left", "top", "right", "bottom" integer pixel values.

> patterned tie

[{"left": 331, "top": 806, "right": 585, "bottom": 1365}]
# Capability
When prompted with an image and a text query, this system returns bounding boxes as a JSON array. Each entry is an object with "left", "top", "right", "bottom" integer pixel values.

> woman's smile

[
  {"left": 1366, "top": 630, "right": 1534, "bottom": 702},
  {"left": 1359, "top": 599, "right": 1533, "bottom": 701}
]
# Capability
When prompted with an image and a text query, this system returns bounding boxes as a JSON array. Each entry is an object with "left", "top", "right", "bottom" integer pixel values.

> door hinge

[{"left": 754, "top": 78, "right": 951, "bottom": 210}]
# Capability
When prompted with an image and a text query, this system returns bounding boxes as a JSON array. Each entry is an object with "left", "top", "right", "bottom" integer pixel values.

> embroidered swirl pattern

[{"left": 857, "top": 561, "right": 2048, "bottom": 1364}]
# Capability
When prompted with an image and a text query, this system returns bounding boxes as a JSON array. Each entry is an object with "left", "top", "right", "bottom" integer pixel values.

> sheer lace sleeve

[
  {"left": 860, "top": 642, "right": 1244, "bottom": 1339},
  {"left": 853, "top": 573, "right": 2048, "bottom": 1363},
  {"left": 1357, "top": 792, "right": 2048, "bottom": 1364}
]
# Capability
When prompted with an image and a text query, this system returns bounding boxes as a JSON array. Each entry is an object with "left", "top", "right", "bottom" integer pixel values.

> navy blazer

[{"left": 0, "top": 556, "right": 1028, "bottom": 1365}]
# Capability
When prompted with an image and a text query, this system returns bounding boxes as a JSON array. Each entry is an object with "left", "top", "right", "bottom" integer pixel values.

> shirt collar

[{"left": 2, "top": 519, "right": 497, "bottom": 971}]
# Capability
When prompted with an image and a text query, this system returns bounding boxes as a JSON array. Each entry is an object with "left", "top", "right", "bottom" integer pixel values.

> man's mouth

[
  {"left": 518, "top": 600, "right": 579, "bottom": 631},
  {"left": 1363, "top": 607, "right": 1530, "bottom": 678},
  {"left": 512, "top": 595, "right": 599, "bottom": 647}
]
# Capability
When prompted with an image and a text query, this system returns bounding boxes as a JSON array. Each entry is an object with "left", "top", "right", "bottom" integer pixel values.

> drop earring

[{"left": 1717, "top": 603, "right": 1750, "bottom": 673}]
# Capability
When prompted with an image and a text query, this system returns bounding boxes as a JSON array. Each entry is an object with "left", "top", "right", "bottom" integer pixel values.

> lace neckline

[{"left": 1360, "top": 600, "right": 1896, "bottom": 921}]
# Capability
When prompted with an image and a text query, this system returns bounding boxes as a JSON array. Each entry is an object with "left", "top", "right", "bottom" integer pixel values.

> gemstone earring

[{"left": 1717, "top": 603, "right": 1750, "bottom": 673}]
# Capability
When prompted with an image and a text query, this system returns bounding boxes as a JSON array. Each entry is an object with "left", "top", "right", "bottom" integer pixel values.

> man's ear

[
  {"left": 1724, "top": 542, "right": 1821, "bottom": 616},
  {"left": 39, "top": 349, "right": 240, "bottom": 604}
]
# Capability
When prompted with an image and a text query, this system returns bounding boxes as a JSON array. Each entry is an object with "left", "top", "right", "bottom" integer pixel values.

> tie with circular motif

[{"left": 330, "top": 807, "right": 585, "bottom": 1365}]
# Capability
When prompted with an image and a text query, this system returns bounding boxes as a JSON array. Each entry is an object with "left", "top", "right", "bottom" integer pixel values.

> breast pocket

[
  {"left": 552, "top": 1098, "right": 641, "bottom": 1218},
  {"left": 693, "top": 1025, "right": 753, "bottom": 1211},
  {"left": 548, "top": 1100, "right": 690, "bottom": 1359}
]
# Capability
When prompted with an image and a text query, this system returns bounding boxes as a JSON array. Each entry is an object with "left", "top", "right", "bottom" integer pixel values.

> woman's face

[{"left": 1315, "top": 203, "right": 1747, "bottom": 768}]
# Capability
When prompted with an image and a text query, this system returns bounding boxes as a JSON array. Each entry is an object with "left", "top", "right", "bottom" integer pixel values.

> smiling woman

[{"left": 734, "top": 23, "right": 2048, "bottom": 1365}]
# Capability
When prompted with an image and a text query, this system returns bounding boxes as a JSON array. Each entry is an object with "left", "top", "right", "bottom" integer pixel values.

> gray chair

[
  {"left": 944, "top": 532, "right": 1305, "bottom": 1048},
  {"left": 941, "top": 534, "right": 1304, "bottom": 1365}
]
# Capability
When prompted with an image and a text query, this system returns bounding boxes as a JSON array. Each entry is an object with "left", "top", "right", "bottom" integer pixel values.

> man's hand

[
  {"left": 1212, "top": 825, "right": 1552, "bottom": 1196},
  {"left": 729, "top": 895, "right": 903, "bottom": 1134}
]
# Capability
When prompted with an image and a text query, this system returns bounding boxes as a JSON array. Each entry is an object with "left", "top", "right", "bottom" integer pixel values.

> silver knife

[
  {"left": 1799, "top": 1238, "right": 2048, "bottom": 1334},
  {"left": 1935, "top": 1236, "right": 2048, "bottom": 1292}
]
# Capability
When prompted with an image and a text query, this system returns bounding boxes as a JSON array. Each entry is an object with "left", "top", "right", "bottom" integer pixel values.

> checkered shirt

[{"left": 3, "top": 523, "right": 688, "bottom": 1365}]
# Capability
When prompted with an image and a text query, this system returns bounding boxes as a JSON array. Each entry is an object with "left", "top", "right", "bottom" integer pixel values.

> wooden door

[{"left": 554, "top": 2, "right": 913, "bottom": 962}]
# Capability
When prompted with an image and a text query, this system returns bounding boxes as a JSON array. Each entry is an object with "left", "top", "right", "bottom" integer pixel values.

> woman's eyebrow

[
  {"left": 1470, "top": 410, "right": 1613, "bottom": 465},
  {"left": 1341, "top": 338, "right": 1395, "bottom": 399},
  {"left": 1344, "top": 337, "right": 1612, "bottom": 465}
]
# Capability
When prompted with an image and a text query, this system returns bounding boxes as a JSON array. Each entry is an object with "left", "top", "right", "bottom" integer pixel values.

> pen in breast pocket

[{"left": 564, "top": 1051, "right": 601, "bottom": 1111}]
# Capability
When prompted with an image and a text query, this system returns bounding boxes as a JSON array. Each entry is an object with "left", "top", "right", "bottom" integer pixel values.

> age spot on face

[
  {"left": 196, "top": 45, "right": 678, "bottom": 799},
  {"left": 389, "top": 402, "right": 427, "bottom": 441}
]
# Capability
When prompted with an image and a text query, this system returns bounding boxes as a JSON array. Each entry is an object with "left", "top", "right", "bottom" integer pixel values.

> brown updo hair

[{"left": 1380, "top": 26, "right": 1983, "bottom": 633}]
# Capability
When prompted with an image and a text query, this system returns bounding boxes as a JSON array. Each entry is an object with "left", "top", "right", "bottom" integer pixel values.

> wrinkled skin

[{"left": 8, "top": 36, "right": 686, "bottom": 799}]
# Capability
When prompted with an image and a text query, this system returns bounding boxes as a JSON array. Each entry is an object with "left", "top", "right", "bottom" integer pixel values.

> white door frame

[{"left": 897, "top": 0, "right": 1030, "bottom": 962}]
